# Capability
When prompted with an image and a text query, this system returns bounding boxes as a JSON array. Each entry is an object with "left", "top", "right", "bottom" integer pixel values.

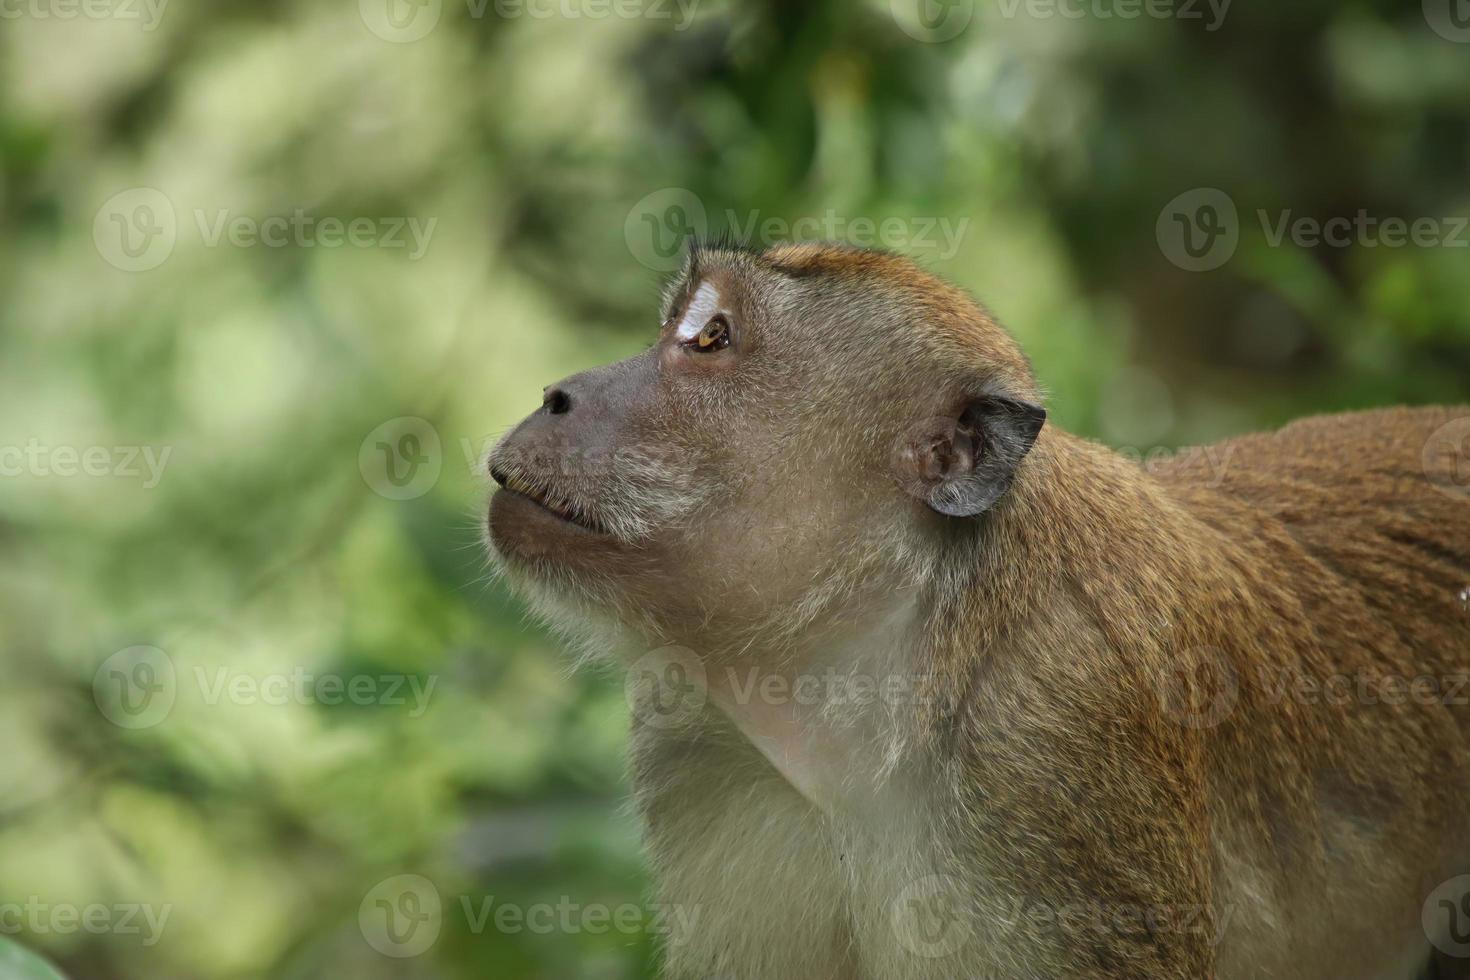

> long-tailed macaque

[{"left": 485, "top": 241, "right": 1470, "bottom": 979}]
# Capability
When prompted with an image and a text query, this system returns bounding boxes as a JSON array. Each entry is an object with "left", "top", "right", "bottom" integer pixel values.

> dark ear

[{"left": 896, "top": 396, "right": 1046, "bottom": 518}]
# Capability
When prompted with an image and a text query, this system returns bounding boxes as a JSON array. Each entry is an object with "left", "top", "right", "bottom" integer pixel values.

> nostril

[{"left": 543, "top": 387, "right": 572, "bottom": 415}]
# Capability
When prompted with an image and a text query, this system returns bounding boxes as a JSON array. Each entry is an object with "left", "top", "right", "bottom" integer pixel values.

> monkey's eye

[{"left": 686, "top": 314, "right": 731, "bottom": 352}]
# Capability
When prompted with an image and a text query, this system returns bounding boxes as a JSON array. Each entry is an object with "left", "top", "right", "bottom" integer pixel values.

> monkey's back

[
  {"left": 1152, "top": 405, "right": 1470, "bottom": 672},
  {"left": 1147, "top": 406, "right": 1470, "bottom": 978},
  {"left": 1153, "top": 406, "right": 1470, "bottom": 730}
]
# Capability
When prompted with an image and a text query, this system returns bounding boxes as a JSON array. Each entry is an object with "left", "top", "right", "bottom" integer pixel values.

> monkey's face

[
  {"left": 485, "top": 256, "right": 812, "bottom": 637},
  {"left": 486, "top": 244, "right": 1044, "bottom": 645}
]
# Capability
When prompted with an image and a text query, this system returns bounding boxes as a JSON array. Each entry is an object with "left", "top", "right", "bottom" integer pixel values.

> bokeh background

[{"left": 1, "top": 0, "right": 1468, "bottom": 976}]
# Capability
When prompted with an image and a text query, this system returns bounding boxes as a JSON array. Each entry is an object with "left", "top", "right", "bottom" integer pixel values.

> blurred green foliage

[{"left": 0, "top": 0, "right": 1467, "bottom": 977}]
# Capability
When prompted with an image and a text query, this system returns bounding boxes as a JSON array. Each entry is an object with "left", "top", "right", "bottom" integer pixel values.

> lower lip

[{"left": 492, "top": 487, "right": 605, "bottom": 536}]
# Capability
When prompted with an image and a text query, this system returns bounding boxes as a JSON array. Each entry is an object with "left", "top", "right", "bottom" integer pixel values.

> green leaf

[{"left": 0, "top": 938, "right": 66, "bottom": 980}]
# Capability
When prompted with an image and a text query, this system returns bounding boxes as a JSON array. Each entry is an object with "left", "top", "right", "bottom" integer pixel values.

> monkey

[{"left": 484, "top": 239, "right": 1470, "bottom": 979}]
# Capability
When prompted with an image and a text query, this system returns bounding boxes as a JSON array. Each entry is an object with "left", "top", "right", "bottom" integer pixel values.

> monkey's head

[{"left": 486, "top": 242, "right": 1045, "bottom": 649}]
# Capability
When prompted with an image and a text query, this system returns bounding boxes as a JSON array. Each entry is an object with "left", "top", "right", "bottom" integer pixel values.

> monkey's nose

[{"left": 542, "top": 386, "right": 572, "bottom": 415}]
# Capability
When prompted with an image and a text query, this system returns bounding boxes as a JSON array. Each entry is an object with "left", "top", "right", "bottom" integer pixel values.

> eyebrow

[{"left": 673, "top": 281, "right": 722, "bottom": 340}]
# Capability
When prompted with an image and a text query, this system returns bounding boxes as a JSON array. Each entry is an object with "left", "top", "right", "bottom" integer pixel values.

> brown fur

[{"left": 917, "top": 408, "right": 1470, "bottom": 976}]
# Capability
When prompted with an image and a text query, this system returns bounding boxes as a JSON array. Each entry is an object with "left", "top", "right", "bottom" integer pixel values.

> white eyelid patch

[{"left": 674, "top": 282, "right": 723, "bottom": 341}]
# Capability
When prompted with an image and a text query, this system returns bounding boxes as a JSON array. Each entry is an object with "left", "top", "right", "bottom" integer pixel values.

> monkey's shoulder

[
  {"left": 1150, "top": 404, "right": 1469, "bottom": 513},
  {"left": 1147, "top": 405, "right": 1470, "bottom": 629}
]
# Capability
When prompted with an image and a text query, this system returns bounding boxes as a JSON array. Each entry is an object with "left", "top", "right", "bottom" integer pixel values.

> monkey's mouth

[{"left": 490, "top": 467, "right": 609, "bottom": 535}]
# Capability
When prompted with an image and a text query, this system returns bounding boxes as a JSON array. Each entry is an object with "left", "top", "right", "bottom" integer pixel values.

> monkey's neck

[
  {"left": 704, "top": 596, "right": 927, "bottom": 816},
  {"left": 707, "top": 430, "right": 1226, "bottom": 816}
]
